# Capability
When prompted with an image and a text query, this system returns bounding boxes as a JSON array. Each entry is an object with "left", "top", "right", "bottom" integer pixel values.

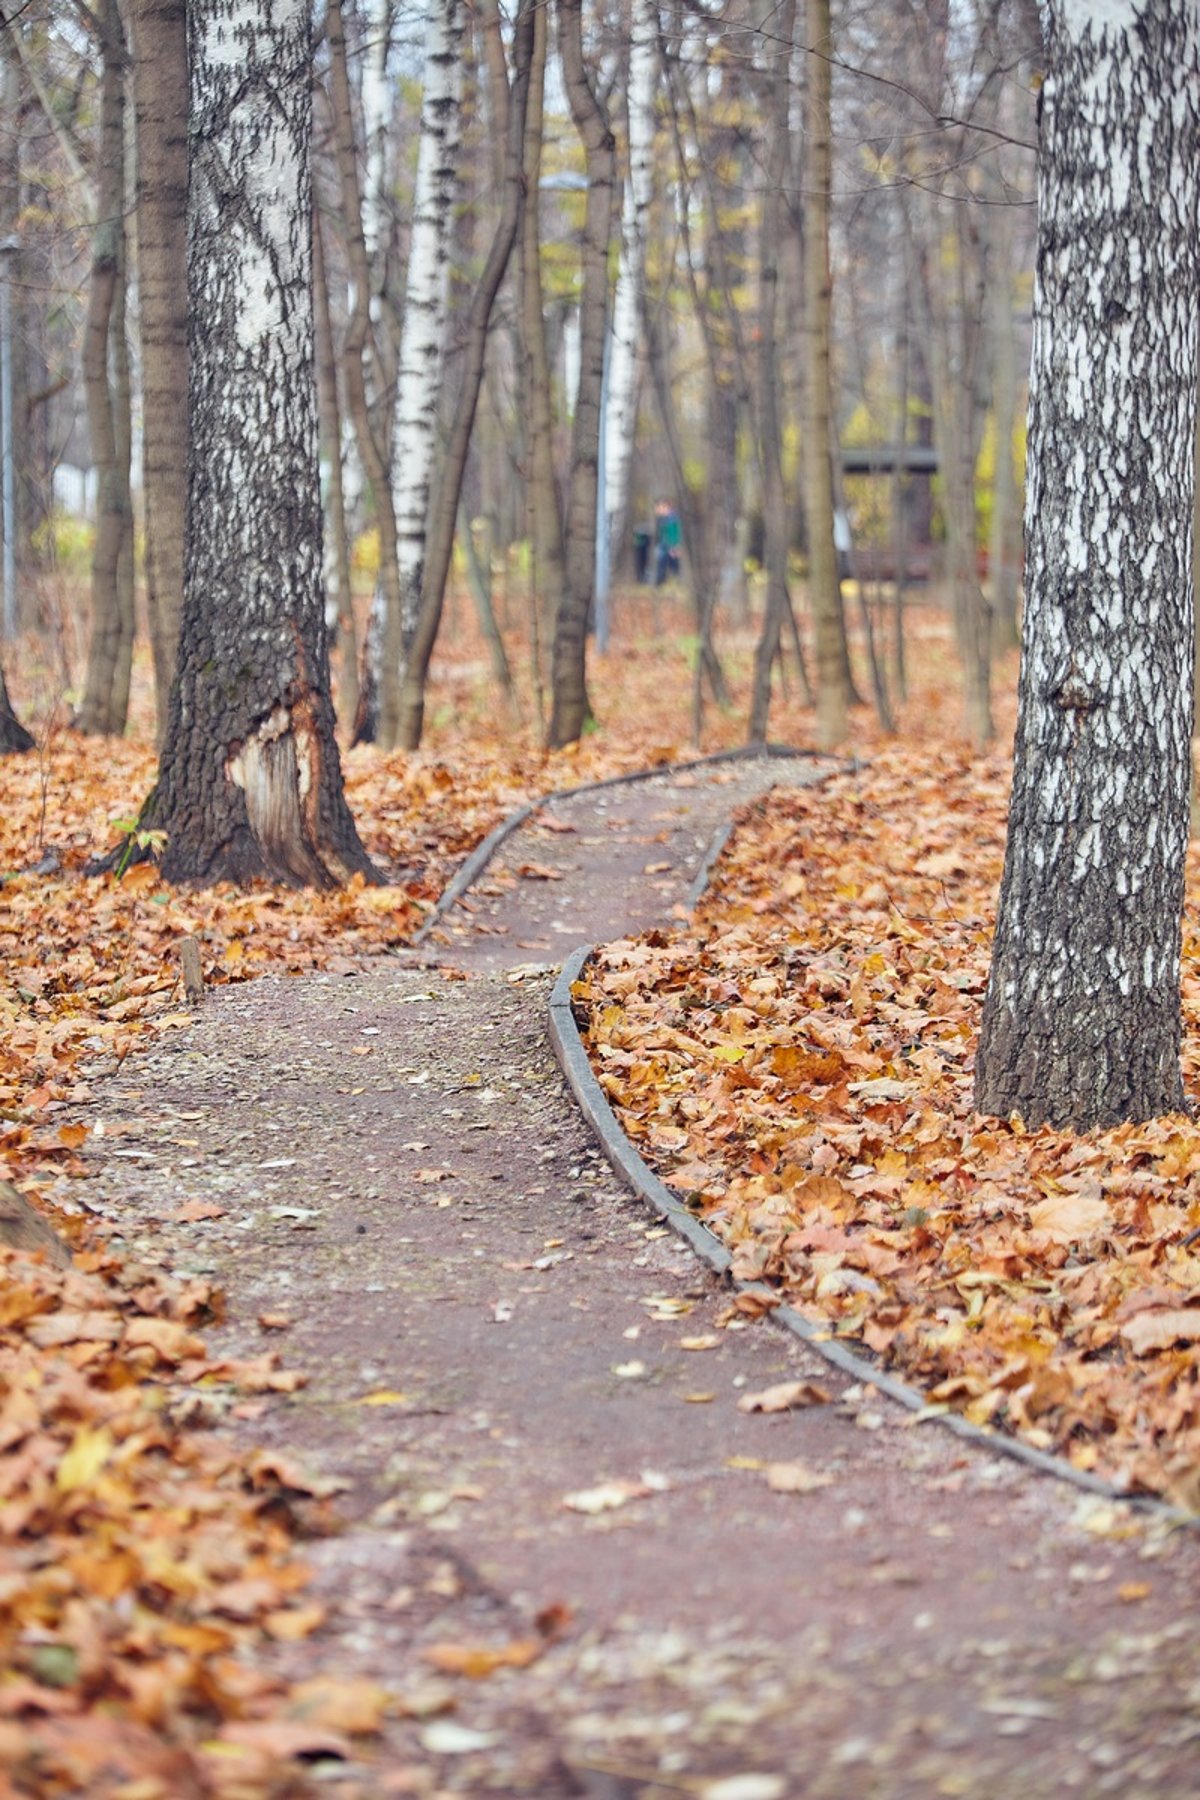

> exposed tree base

[
  {"left": 975, "top": 1004, "right": 1188, "bottom": 1132},
  {"left": 158, "top": 701, "right": 381, "bottom": 888}
]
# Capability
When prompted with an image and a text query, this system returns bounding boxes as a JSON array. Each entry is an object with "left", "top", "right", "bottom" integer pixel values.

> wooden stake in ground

[
  {"left": 0, "top": 1182, "right": 71, "bottom": 1267},
  {"left": 976, "top": 1, "right": 1200, "bottom": 1129}
]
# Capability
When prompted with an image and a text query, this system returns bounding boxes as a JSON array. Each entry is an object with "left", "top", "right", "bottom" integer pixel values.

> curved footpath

[{"left": 78, "top": 757, "right": 1200, "bottom": 1798}]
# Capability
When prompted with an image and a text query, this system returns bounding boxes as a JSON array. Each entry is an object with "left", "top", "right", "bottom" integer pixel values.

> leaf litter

[{"left": 578, "top": 744, "right": 1200, "bottom": 1509}]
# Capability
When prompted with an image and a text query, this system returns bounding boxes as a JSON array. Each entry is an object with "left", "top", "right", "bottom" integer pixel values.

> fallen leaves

[
  {"left": 424, "top": 1638, "right": 544, "bottom": 1679},
  {"left": 580, "top": 746, "right": 1200, "bottom": 1504},
  {"left": 763, "top": 1460, "right": 835, "bottom": 1495},
  {"left": 561, "top": 1471, "right": 671, "bottom": 1513},
  {"left": 0, "top": 1243, "right": 340, "bottom": 1792},
  {"left": 737, "top": 1380, "right": 831, "bottom": 1414}
]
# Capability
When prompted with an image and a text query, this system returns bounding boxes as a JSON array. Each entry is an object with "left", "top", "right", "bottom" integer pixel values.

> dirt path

[{"left": 79, "top": 759, "right": 1200, "bottom": 1798}]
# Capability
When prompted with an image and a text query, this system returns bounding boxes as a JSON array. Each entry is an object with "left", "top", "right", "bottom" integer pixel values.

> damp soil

[{"left": 73, "top": 758, "right": 1200, "bottom": 1798}]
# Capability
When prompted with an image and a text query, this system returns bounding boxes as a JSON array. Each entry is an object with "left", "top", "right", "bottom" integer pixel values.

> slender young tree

[
  {"left": 602, "top": 0, "right": 655, "bottom": 600},
  {"left": 548, "top": 0, "right": 615, "bottom": 748},
  {"left": 149, "top": 0, "right": 375, "bottom": 887},
  {"left": 803, "top": 0, "right": 852, "bottom": 751},
  {"left": 129, "top": 0, "right": 187, "bottom": 742},
  {"left": 750, "top": 0, "right": 804, "bottom": 741},
  {"left": 77, "top": 0, "right": 135, "bottom": 737},
  {"left": 976, "top": 0, "right": 1200, "bottom": 1129},
  {"left": 519, "top": 0, "right": 566, "bottom": 687},
  {"left": 325, "top": 0, "right": 400, "bottom": 747},
  {"left": 396, "top": 0, "right": 534, "bottom": 750},
  {"left": 378, "top": 0, "right": 463, "bottom": 749}
]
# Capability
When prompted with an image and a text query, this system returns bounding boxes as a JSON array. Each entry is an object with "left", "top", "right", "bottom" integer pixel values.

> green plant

[{"left": 110, "top": 818, "right": 168, "bottom": 878}]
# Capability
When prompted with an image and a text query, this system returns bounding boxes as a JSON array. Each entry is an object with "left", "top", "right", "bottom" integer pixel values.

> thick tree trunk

[
  {"left": 975, "top": 1, "right": 1200, "bottom": 1130},
  {"left": 378, "top": 0, "right": 463, "bottom": 749},
  {"left": 548, "top": 0, "right": 615, "bottom": 748},
  {"left": 129, "top": 0, "right": 187, "bottom": 742},
  {"left": 77, "top": 0, "right": 134, "bottom": 738},
  {"left": 803, "top": 0, "right": 851, "bottom": 752},
  {"left": 151, "top": 0, "right": 375, "bottom": 888},
  {"left": 395, "top": 0, "right": 534, "bottom": 752}
]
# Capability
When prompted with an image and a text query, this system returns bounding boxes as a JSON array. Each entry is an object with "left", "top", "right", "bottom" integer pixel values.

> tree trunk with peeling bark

[
  {"left": 151, "top": 0, "right": 375, "bottom": 888},
  {"left": 976, "top": 0, "right": 1200, "bottom": 1130}
]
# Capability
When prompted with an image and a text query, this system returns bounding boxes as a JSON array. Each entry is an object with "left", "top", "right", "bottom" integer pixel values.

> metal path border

[
  {"left": 548, "top": 947, "right": 1187, "bottom": 1516},
  {"left": 412, "top": 742, "right": 845, "bottom": 945},
  {"left": 411, "top": 741, "right": 1188, "bottom": 1520}
]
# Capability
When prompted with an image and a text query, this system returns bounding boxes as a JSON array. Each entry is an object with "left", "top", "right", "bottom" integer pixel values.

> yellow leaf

[
  {"left": 357, "top": 1389, "right": 409, "bottom": 1406},
  {"left": 56, "top": 1424, "right": 115, "bottom": 1493},
  {"left": 424, "top": 1639, "right": 543, "bottom": 1679}
]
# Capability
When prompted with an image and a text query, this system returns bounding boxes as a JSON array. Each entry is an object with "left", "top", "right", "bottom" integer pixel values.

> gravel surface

[{"left": 73, "top": 761, "right": 1200, "bottom": 1797}]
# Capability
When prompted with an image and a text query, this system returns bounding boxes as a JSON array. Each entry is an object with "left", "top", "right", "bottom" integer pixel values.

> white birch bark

[
  {"left": 360, "top": 0, "right": 391, "bottom": 283},
  {"left": 153, "top": 0, "right": 373, "bottom": 886},
  {"left": 381, "top": 0, "right": 463, "bottom": 744},
  {"left": 602, "top": 0, "right": 656, "bottom": 583},
  {"left": 976, "top": 0, "right": 1200, "bottom": 1128}
]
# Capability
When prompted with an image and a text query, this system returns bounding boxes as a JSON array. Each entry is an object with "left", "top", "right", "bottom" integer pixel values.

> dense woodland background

[{"left": 0, "top": 0, "right": 1040, "bottom": 764}]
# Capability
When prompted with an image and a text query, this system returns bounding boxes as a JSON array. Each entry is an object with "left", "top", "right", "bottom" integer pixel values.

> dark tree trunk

[
  {"left": 975, "top": 2, "right": 1200, "bottom": 1129},
  {"left": 0, "top": 657, "right": 31, "bottom": 751},
  {"left": 151, "top": 0, "right": 376, "bottom": 888}
]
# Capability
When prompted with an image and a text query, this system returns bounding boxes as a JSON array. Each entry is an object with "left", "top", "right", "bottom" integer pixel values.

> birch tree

[
  {"left": 395, "top": 0, "right": 534, "bottom": 750},
  {"left": 378, "top": 0, "right": 463, "bottom": 750},
  {"left": 602, "top": 0, "right": 655, "bottom": 598},
  {"left": 150, "top": 0, "right": 374, "bottom": 887},
  {"left": 975, "top": 0, "right": 1200, "bottom": 1129}
]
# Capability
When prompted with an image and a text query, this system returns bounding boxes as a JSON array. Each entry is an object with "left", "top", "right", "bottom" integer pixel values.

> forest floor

[{"left": 3, "top": 601, "right": 1200, "bottom": 1795}]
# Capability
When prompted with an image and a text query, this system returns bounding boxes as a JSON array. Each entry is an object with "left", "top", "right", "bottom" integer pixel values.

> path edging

[
  {"left": 548, "top": 945, "right": 1190, "bottom": 1523},
  {"left": 413, "top": 743, "right": 844, "bottom": 945}
]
